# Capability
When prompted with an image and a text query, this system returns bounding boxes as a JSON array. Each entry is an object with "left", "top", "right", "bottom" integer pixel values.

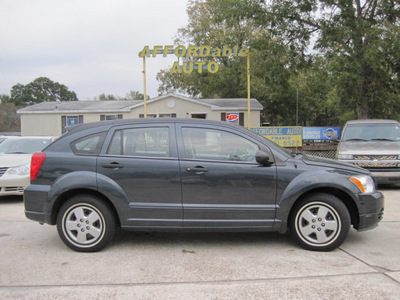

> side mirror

[
  {"left": 329, "top": 133, "right": 340, "bottom": 143},
  {"left": 256, "top": 150, "right": 274, "bottom": 166}
]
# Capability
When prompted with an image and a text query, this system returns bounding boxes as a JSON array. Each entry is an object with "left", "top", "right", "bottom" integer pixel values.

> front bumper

[
  {"left": 0, "top": 175, "right": 29, "bottom": 196},
  {"left": 370, "top": 171, "right": 400, "bottom": 184},
  {"left": 356, "top": 191, "right": 384, "bottom": 231}
]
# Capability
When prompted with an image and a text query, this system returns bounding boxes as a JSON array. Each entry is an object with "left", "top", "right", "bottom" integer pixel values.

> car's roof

[
  {"left": 3, "top": 136, "right": 56, "bottom": 139},
  {"left": 66, "top": 118, "right": 241, "bottom": 134},
  {"left": 345, "top": 119, "right": 399, "bottom": 125}
]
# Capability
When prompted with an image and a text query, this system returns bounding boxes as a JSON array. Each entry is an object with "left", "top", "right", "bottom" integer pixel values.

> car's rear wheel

[
  {"left": 57, "top": 195, "right": 116, "bottom": 252},
  {"left": 290, "top": 193, "right": 351, "bottom": 251}
]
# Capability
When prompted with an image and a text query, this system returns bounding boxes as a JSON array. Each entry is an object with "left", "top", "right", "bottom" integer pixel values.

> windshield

[
  {"left": 0, "top": 138, "right": 52, "bottom": 154},
  {"left": 342, "top": 123, "right": 400, "bottom": 142}
]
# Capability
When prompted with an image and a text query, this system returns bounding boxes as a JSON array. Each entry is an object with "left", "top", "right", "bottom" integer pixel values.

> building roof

[
  {"left": 17, "top": 100, "right": 142, "bottom": 114},
  {"left": 17, "top": 93, "right": 263, "bottom": 114}
]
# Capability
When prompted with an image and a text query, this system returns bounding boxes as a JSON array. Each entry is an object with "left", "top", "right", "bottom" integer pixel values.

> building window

[
  {"left": 100, "top": 114, "right": 123, "bottom": 121},
  {"left": 139, "top": 114, "right": 157, "bottom": 118},
  {"left": 139, "top": 114, "right": 176, "bottom": 118},
  {"left": 62, "top": 115, "right": 83, "bottom": 133},
  {"left": 159, "top": 113, "right": 177, "bottom": 118},
  {"left": 191, "top": 114, "right": 207, "bottom": 119},
  {"left": 221, "top": 113, "right": 244, "bottom": 126}
]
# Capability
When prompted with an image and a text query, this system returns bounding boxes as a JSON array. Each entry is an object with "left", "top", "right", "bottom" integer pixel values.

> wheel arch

[
  {"left": 49, "top": 188, "right": 120, "bottom": 227},
  {"left": 288, "top": 187, "right": 359, "bottom": 229}
]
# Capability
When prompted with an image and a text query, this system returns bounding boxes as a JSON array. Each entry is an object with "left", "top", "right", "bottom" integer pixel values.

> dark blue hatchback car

[{"left": 24, "top": 118, "right": 384, "bottom": 252}]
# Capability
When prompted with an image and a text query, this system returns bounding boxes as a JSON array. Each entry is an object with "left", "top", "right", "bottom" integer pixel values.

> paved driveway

[{"left": 1, "top": 187, "right": 399, "bottom": 299}]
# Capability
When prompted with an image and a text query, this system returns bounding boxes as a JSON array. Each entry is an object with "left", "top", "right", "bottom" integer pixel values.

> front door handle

[
  {"left": 102, "top": 162, "right": 124, "bottom": 169},
  {"left": 186, "top": 166, "right": 208, "bottom": 173}
]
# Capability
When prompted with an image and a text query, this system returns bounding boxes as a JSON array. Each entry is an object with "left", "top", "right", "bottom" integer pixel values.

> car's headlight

[
  {"left": 350, "top": 175, "right": 375, "bottom": 194},
  {"left": 8, "top": 163, "right": 30, "bottom": 176},
  {"left": 338, "top": 154, "right": 353, "bottom": 160}
]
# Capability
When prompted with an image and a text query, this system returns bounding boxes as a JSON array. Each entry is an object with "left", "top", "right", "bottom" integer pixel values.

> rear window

[{"left": 70, "top": 132, "right": 106, "bottom": 155}]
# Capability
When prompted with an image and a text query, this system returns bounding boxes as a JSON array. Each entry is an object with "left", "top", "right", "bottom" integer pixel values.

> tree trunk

[{"left": 357, "top": 103, "right": 369, "bottom": 119}]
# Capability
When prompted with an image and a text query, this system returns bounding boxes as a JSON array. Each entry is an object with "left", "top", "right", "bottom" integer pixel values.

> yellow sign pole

[
  {"left": 247, "top": 52, "right": 251, "bottom": 129},
  {"left": 142, "top": 56, "right": 147, "bottom": 118}
]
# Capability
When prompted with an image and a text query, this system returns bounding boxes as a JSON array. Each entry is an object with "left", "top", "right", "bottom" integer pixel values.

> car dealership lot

[{"left": 1, "top": 188, "right": 400, "bottom": 299}]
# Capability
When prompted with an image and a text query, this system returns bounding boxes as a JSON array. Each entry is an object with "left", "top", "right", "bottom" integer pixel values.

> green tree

[
  {"left": 263, "top": 0, "right": 400, "bottom": 119},
  {"left": 158, "top": 0, "right": 400, "bottom": 125},
  {"left": 0, "top": 102, "right": 20, "bottom": 132},
  {"left": 157, "top": 0, "right": 306, "bottom": 125},
  {"left": 0, "top": 94, "right": 11, "bottom": 103},
  {"left": 124, "top": 90, "right": 148, "bottom": 100},
  {"left": 97, "top": 91, "right": 149, "bottom": 100},
  {"left": 10, "top": 77, "right": 78, "bottom": 106},
  {"left": 158, "top": 0, "right": 266, "bottom": 98},
  {"left": 97, "top": 93, "right": 118, "bottom": 100}
]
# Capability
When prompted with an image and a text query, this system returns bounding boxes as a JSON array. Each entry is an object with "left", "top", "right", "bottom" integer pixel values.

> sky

[{"left": 0, "top": 0, "right": 189, "bottom": 100}]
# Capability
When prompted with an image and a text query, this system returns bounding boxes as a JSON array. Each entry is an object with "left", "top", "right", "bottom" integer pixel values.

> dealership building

[{"left": 17, "top": 93, "right": 263, "bottom": 136}]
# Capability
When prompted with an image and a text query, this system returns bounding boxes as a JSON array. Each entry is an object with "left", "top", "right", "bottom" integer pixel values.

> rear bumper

[
  {"left": 356, "top": 191, "right": 384, "bottom": 231},
  {"left": 24, "top": 184, "right": 54, "bottom": 224}
]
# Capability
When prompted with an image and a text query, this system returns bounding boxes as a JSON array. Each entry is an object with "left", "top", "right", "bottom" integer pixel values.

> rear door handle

[
  {"left": 102, "top": 163, "right": 124, "bottom": 169},
  {"left": 186, "top": 166, "right": 208, "bottom": 173}
]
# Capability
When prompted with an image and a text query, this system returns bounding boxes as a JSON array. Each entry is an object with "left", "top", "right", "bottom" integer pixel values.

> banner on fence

[
  {"left": 303, "top": 127, "right": 341, "bottom": 140},
  {"left": 251, "top": 127, "right": 302, "bottom": 147}
]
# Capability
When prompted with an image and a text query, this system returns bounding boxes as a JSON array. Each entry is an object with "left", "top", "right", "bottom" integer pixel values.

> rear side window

[
  {"left": 71, "top": 132, "right": 106, "bottom": 155},
  {"left": 107, "top": 127, "right": 170, "bottom": 157}
]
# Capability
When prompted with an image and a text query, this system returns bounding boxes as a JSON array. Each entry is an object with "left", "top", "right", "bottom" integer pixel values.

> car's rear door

[
  {"left": 97, "top": 123, "right": 182, "bottom": 228},
  {"left": 176, "top": 123, "right": 277, "bottom": 229}
]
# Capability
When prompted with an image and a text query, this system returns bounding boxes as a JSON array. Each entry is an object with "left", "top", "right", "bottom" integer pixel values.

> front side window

[
  {"left": 107, "top": 127, "right": 170, "bottom": 157},
  {"left": 182, "top": 127, "right": 258, "bottom": 161}
]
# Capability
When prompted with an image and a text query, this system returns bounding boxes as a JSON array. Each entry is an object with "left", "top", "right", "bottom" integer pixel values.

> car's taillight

[{"left": 31, "top": 152, "right": 46, "bottom": 181}]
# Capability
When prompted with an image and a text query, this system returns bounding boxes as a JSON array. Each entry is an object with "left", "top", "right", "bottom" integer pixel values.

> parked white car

[{"left": 0, "top": 136, "right": 56, "bottom": 196}]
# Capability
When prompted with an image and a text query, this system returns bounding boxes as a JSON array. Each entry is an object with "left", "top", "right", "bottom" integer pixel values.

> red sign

[{"left": 226, "top": 113, "right": 239, "bottom": 122}]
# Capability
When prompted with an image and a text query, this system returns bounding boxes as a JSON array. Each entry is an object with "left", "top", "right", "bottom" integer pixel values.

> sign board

[
  {"left": 303, "top": 127, "right": 341, "bottom": 140},
  {"left": 67, "top": 116, "right": 78, "bottom": 126},
  {"left": 138, "top": 45, "right": 249, "bottom": 74},
  {"left": 226, "top": 113, "right": 239, "bottom": 122},
  {"left": 251, "top": 127, "right": 302, "bottom": 147}
]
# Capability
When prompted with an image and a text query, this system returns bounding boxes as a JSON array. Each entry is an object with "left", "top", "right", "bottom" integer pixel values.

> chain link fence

[
  {"left": 301, "top": 149, "right": 337, "bottom": 159},
  {"left": 290, "top": 144, "right": 338, "bottom": 160}
]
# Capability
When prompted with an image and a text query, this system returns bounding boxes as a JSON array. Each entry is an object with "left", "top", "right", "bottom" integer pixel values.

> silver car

[
  {"left": 0, "top": 136, "right": 56, "bottom": 196},
  {"left": 336, "top": 119, "right": 400, "bottom": 184}
]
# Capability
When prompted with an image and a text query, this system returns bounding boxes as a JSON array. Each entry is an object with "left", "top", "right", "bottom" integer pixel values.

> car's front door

[
  {"left": 176, "top": 124, "right": 277, "bottom": 229},
  {"left": 97, "top": 123, "right": 182, "bottom": 228}
]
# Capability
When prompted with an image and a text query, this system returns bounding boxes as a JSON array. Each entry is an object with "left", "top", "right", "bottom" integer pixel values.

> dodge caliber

[{"left": 24, "top": 119, "right": 384, "bottom": 252}]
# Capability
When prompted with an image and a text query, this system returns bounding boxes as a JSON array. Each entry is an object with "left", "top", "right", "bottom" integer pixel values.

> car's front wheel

[
  {"left": 57, "top": 195, "right": 117, "bottom": 252},
  {"left": 290, "top": 193, "right": 351, "bottom": 251}
]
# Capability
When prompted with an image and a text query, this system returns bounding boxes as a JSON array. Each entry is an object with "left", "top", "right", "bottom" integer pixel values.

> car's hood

[
  {"left": 0, "top": 154, "right": 32, "bottom": 168},
  {"left": 338, "top": 141, "right": 400, "bottom": 155},
  {"left": 301, "top": 154, "right": 369, "bottom": 175}
]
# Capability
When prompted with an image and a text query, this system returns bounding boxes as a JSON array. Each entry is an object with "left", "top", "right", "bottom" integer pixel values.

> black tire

[
  {"left": 56, "top": 194, "right": 117, "bottom": 252},
  {"left": 289, "top": 193, "right": 351, "bottom": 251}
]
